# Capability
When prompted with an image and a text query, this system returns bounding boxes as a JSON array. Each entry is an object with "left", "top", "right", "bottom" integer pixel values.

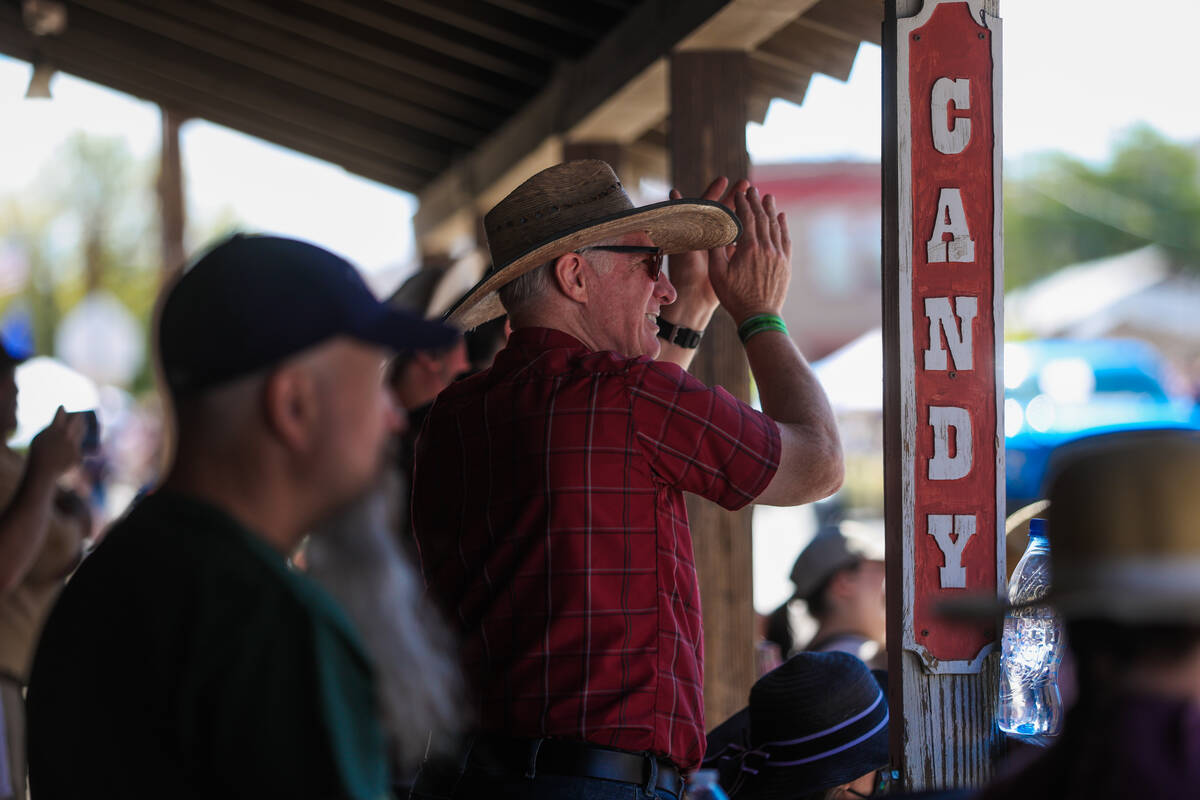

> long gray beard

[{"left": 305, "top": 478, "right": 465, "bottom": 771}]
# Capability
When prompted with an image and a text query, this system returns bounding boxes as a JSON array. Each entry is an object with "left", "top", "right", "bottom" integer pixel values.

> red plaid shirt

[{"left": 412, "top": 327, "right": 780, "bottom": 769}]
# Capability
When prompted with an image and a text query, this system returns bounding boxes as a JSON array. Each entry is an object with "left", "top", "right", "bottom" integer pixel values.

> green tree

[
  {"left": 1004, "top": 125, "right": 1200, "bottom": 289},
  {"left": 0, "top": 131, "right": 239, "bottom": 394}
]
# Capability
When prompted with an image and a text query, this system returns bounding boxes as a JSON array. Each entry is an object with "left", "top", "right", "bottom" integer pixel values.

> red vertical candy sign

[{"left": 898, "top": 0, "right": 1003, "bottom": 672}]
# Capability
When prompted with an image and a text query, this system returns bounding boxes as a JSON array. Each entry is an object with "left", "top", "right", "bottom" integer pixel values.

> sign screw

[{"left": 920, "top": 629, "right": 930, "bottom": 636}]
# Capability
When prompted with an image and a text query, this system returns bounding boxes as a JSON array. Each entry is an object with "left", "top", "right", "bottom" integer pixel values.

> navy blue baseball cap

[
  {"left": 159, "top": 234, "right": 459, "bottom": 395},
  {"left": 0, "top": 309, "right": 35, "bottom": 364}
]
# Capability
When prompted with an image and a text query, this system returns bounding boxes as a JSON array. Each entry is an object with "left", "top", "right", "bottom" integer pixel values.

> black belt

[{"left": 463, "top": 735, "right": 683, "bottom": 796}]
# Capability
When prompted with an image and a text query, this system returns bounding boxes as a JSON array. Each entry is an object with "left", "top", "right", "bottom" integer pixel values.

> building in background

[{"left": 751, "top": 161, "right": 881, "bottom": 361}]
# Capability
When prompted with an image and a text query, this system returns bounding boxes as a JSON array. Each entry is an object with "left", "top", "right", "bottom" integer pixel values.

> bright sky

[{"left": 2, "top": 0, "right": 1199, "bottom": 283}]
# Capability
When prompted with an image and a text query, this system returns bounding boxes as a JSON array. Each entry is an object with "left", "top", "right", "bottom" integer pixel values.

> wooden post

[
  {"left": 158, "top": 106, "right": 186, "bottom": 280},
  {"left": 154, "top": 105, "right": 188, "bottom": 481},
  {"left": 669, "top": 50, "right": 755, "bottom": 731},
  {"left": 883, "top": 0, "right": 1004, "bottom": 791}
]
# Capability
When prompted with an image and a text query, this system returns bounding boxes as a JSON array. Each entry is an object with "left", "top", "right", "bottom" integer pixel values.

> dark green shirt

[{"left": 27, "top": 491, "right": 390, "bottom": 799}]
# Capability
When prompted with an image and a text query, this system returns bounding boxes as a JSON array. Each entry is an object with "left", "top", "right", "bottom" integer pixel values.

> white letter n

[{"left": 924, "top": 296, "right": 978, "bottom": 371}]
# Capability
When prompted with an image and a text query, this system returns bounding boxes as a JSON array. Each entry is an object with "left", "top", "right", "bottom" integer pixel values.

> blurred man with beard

[
  {"left": 305, "top": 472, "right": 465, "bottom": 786},
  {"left": 26, "top": 235, "right": 459, "bottom": 800}
]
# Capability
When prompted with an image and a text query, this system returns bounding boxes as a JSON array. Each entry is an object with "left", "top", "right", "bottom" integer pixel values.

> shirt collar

[{"left": 491, "top": 327, "right": 590, "bottom": 377}]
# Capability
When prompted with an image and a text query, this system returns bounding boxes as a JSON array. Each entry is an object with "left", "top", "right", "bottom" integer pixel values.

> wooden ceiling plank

[
  {"left": 72, "top": 0, "right": 487, "bottom": 147},
  {"left": 800, "top": 0, "right": 883, "bottom": 46},
  {"left": 294, "top": 0, "right": 545, "bottom": 86},
  {"left": 679, "top": 0, "right": 822, "bottom": 51},
  {"left": 480, "top": 0, "right": 616, "bottom": 38},
  {"left": 566, "top": 0, "right": 824, "bottom": 146},
  {"left": 750, "top": 52, "right": 813, "bottom": 101},
  {"left": 205, "top": 0, "right": 524, "bottom": 107},
  {"left": 416, "top": 0, "right": 734, "bottom": 247},
  {"left": 0, "top": 28, "right": 428, "bottom": 191},
  {"left": 156, "top": 0, "right": 508, "bottom": 128},
  {"left": 50, "top": 6, "right": 457, "bottom": 160},
  {"left": 756, "top": 19, "right": 862, "bottom": 81},
  {"left": 746, "top": 92, "right": 770, "bottom": 124},
  {"left": 0, "top": 14, "right": 450, "bottom": 175},
  {"left": 382, "top": 0, "right": 580, "bottom": 61}
]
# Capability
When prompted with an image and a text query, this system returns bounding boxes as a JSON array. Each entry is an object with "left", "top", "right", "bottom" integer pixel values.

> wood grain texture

[
  {"left": 899, "top": 651, "right": 1004, "bottom": 788},
  {"left": 885, "top": 0, "right": 1004, "bottom": 790},
  {"left": 670, "top": 51, "right": 756, "bottom": 732}
]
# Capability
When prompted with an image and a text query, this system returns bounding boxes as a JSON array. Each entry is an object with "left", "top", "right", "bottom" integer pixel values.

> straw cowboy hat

[
  {"left": 941, "top": 428, "right": 1200, "bottom": 622},
  {"left": 705, "top": 651, "right": 890, "bottom": 799},
  {"left": 1039, "top": 428, "right": 1200, "bottom": 622},
  {"left": 445, "top": 160, "right": 741, "bottom": 329}
]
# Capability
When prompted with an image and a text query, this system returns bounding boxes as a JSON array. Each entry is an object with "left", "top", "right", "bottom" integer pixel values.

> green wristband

[{"left": 737, "top": 313, "right": 788, "bottom": 344}]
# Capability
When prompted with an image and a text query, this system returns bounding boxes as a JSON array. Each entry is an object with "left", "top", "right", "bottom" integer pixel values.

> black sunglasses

[{"left": 575, "top": 245, "right": 664, "bottom": 281}]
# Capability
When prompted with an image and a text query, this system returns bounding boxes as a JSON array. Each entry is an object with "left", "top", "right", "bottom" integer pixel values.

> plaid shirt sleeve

[{"left": 628, "top": 360, "right": 781, "bottom": 509}]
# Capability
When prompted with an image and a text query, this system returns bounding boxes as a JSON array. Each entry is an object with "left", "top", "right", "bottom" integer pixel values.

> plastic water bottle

[
  {"left": 686, "top": 769, "right": 730, "bottom": 800},
  {"left": 998, "top": 518, "right": 1065, "bottom": 737}
]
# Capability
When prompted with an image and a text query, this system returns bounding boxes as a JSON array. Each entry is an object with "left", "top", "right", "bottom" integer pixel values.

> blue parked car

[{"left": 1005, "top": 338, "right": 1200, "bottom": 508}]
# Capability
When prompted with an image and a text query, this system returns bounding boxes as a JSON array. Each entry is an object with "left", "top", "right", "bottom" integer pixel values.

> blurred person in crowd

[
  {"left": 305, "top": 474, "right": 465, "bottom": 792},
  {"left": 304, "top": 269, "right": 469, "bottom": 791},
  {"left": 387, "top": 269, "right": 471, "bottom": 417},
  {"left": 975, "top": 429, "right": 1200, "bottom": 800},
  {"left": 26, "top": 234, "right": 459, "bottom": 799},
  {"left": 411, "top": 160, "right": 842, "bottom": 799},
  {"left": 381, "top": 269, "right": 471, "bottom": 546},
  {"left": 704, "top": 651, "right": 890, "bottom": 800},
  {"left": 766, "top": 518, "right": 887, "bottom": 670},
  {"left": 463, "top": 313, "right": 509, "bottom": 373},
  {"left": 0, "top": 335, "right": 91, "bottom": 800}
]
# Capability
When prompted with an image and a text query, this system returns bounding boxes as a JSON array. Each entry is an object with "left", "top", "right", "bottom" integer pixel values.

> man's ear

[
  {"left": 262, "top": 365, "right": 319, "bottom": 453},
  {"left": 552, "top": 252, "right": 589, "bottom": 304},
  {"left": 413, "top": 351, "right": 438, "bottom": 373},
  {"left": 828, "top": 567, "right": 856, "bottom": 601}
]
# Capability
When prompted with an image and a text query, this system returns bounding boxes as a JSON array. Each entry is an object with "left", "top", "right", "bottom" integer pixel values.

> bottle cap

[{"left": 1029, "top": 517, "right": 1048, "bottom": 538}]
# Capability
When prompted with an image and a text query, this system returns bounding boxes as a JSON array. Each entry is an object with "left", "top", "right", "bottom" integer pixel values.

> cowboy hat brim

[
  {"left": 445, "top": 198, "right": 740, "bottom": 330},
  {"left": 938, "top": 557, "right": 1200, "bottom": 623}
]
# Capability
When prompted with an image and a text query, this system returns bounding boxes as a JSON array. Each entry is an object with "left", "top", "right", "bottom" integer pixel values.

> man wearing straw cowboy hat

[
  {"left": 974, "top": 429, "right": 1200, "bottom": 800},
  {"left": 411, "top": 160, "right": 843, "bottom": 799}
]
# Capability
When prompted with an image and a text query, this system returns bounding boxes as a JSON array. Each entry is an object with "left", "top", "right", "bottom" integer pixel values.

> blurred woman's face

[{"left": 836, "top": 769, "right": 883, "bottom": 798}]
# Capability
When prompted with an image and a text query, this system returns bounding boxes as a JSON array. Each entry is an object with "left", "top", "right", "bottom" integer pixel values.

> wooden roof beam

[
  {"left": 155, "top": 0, "right": 509, "bottom": 126},
  {"left": 481, "top": 0, "right": 627, "bottom": 38},
  {"left": 757, "top": 20, "right": 863, "bottom": 82},
  {"left": 749, "top": 52, "right": 813, "bottom": 112},
  {"left": 293, "top": 0, "right": 546, "bottom": 86},
  {"left": 72, "top": 0, "right": 488, "bottom": 147},
  {"left": 0, "top": 47, "right": 426, "bottom": 192},
  {"left": 205, "top": 0, "right": 524, "bottom": 107},
  {"left": 417, "top": 0, "right": 822, "bottom": 254},
  {"left": 800, "top": 0, "right": 885, "bottom": 46},
  {"left": 383, "top": 0, "right": 589, "bottom": 62},
  {"left": 0, "top": 13, "right": 437, "bottom": 191}
]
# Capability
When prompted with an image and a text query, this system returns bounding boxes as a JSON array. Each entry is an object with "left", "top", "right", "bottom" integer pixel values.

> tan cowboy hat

[
  {"left": 388, "top": 254, "right": 484, "bottom": 320},
  {"left": 444, "top": 160, "right": 741, "bottom": 329},
  {"left": 940, "top": 428, "right": 1200, "bottom": 622},
  {"left": 1041, "top": 428, "right": 1200, "bottom": 622}
]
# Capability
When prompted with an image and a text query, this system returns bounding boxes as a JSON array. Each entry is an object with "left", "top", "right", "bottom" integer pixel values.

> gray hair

[
  {"left": 305, "top": 481, "right": 465, "bottom": 769},
  {"left": 497, "top": 259, "right": 553, "bottom": 314}
]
